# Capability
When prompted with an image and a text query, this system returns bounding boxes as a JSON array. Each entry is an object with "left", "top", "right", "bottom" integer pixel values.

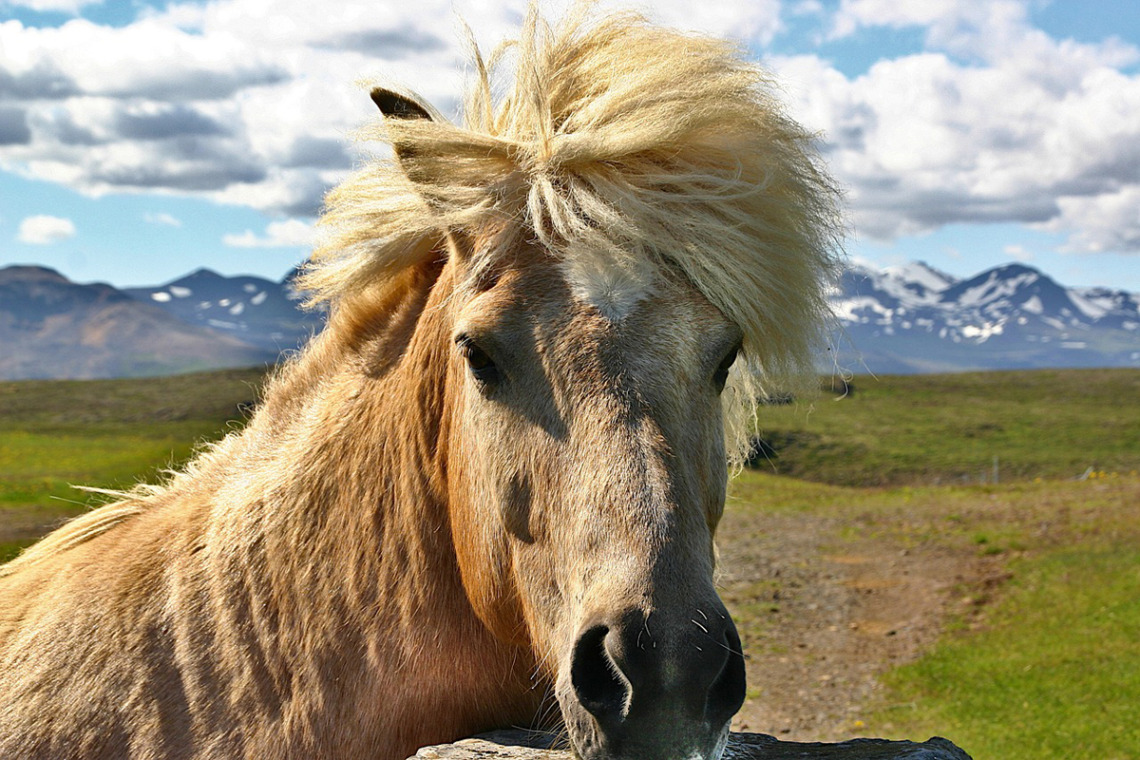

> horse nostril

[
  {"left": 570, "top": 624, "right": 628, "bottom": 722},
  {"left": 706, "top": 618, "right": 747, "bottom": 726}
]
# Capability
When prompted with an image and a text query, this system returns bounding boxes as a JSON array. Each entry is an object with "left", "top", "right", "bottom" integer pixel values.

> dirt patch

[{"left": 717, "top": 508, "right": 1006, "bottom": 742}]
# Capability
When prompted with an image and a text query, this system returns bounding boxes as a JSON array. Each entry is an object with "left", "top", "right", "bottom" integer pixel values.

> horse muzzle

[{"left": 557, "top": 602, "right": 746, "bottom": 760}]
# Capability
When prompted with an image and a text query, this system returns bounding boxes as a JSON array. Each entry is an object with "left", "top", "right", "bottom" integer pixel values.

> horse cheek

[{"left": 448, "top": 473, "right": 532, "bottom": 647}]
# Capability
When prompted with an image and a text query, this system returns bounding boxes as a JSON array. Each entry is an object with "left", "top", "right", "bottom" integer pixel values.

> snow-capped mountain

[
  {"left": 0, "top": 266, "right": 274, "bottom": 380},
  {"left": 125, "top": 268, "right": 324, "bottom": 353},
  {"left": 832, "top": 262, "right": 1140, "bottom": 373}
]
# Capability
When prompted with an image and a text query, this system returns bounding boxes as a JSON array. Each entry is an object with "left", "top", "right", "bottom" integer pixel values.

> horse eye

[
  {"left": 713, "top": 344, "right": 740, "bottom": 394},
  {"left": 458, "top": 338, "right": 500, "bottom": 384}
]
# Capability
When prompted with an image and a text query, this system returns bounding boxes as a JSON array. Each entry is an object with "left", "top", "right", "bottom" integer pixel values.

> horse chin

[
  {"left": 708, "top": 723, "right": 732, "bottom": 760},
  {"left": 556, "top": 693, "right": 733, "bottom": 760}
]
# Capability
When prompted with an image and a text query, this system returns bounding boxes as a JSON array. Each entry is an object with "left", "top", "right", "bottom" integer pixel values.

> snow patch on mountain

[
  {"left": 1068, "top": 290, "right": 1110, "bottom": 320},
  {"left": 957, "top": 270, "right": 1037, "bottom": 307}
]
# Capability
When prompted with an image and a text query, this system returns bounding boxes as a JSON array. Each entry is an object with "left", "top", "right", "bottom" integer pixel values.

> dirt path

[{"left": 718, "top": 507, "right": 1006, "bottom": 742}]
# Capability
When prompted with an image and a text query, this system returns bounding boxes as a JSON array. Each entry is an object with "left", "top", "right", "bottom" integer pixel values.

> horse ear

[
  {"left": 370, "top": 86, "right": 448, "bottom": 168},
  {"left": 370, "top": 87, "right": 446, "bottom": 123},
  {"left": 370, "top": 86, "right": 473, "bottom": 260}
]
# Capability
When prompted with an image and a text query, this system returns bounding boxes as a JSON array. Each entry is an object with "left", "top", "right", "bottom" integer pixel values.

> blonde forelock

[{"left": 303, "top": 5, "right": 844, "bottom": 462}]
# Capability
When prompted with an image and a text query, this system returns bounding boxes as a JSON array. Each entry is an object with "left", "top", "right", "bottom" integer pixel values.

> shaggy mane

[{"left": 302, "top": 6, "right": 844, "bottom": 461}]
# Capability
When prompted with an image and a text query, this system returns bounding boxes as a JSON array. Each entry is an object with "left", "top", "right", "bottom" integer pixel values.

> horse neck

[
  {"left": 159, "top": 258, "right": 538, "bottom": 748},
  {"left": 222, "top": 256, "right": 466, "bottom": 631}
]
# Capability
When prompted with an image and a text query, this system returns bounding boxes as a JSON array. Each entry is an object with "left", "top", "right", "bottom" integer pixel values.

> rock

[{"left": 409, "top": 730, "right": 972, "bottom": 759}]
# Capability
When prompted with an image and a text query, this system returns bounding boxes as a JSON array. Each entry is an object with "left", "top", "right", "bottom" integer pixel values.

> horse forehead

[
  {"left": 551, "top": 282, "right": 724, "bottom": 383},
  {"left": 542, "top": 258, "right": 722, "bottom": 351},
  {"left": 457, "top": 253, "right": 722, "bottom": 356},
  {"left": 558, "top": 251, "right": 658, "bottom": 323}
]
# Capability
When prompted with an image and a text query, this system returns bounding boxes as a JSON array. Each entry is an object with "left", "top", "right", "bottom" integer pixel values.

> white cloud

[
  {"left": 223, "top": 218, "right": 315, "bottom": 248},
  {"left": 829, "top": 0, "right": 1027, "bottom": 63},
  {"left": 829, "top": 0, "right": 948, "bottom": 40},
  {"left": 632, "top": 0, "right": 782, "bottom": 45},
  {"left": 0, "top": 1, "right": 435, "bottom": 214},
  {"left": 144, "top": 212, "right": 182, "bottom": 227},
  {"left": 0, "top": 20, "right": 287, "bottom": 101},
  {"left": 772, "top": 2, "right": 1140, "bottom": 254},
  {"left": 828, "top": 1, "right": 1139, "bottom": 71},
  {"left": 0, "top": 0, "right": 786, "bottom": 209},
  {"left": 17, "top": 214, "right": 76, "bottom": 244},
  {"left": 1041, "top": 186, "right": 1140, "bottom": 255}
]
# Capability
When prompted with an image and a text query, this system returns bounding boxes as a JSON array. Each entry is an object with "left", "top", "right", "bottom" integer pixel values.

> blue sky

[{"left": 2, "top": 0, "right": 1139, "bottom": 291}]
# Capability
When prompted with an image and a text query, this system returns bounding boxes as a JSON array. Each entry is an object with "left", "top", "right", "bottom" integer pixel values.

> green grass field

[
  {"left": 1, "top": 366, "right": 1138, "bottom": 757},
  {"left": 738, "top": 371, "right": 1140, "bottom": 757},
  {"left": 881, "top": 543, "right": 1140, "bottom": 758},
  {"left": 861, "top": 472, "right": 1140, "bottom": 758},
  {"left": 723, "top": 465, "right": 1140, "bottom": 757},
  {"left": 0, "top": 368, "right": 265, "bottom": 562},
  {"left": 751, "top": 369, "right": 1140, "bottom": 485}
]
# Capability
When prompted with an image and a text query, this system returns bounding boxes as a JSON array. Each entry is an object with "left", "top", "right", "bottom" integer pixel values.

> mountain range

[
  {"left": 0, "top": 266, "right": 285, "bottom": 380},
  {"left": 832, "top": 261, "right": 1140, "bottom": 373},
  {"left": 0, "top": 261, "right": 1136, "bottom": 380}
]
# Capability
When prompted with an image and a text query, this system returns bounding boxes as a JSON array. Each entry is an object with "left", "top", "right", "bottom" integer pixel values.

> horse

[{"left": 0, "top": 8, "right": 841, "bottom": 760}]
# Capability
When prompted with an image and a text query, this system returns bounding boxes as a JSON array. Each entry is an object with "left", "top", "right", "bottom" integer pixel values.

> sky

[{"left": 2, "top": 0, "right": 1140, "bottom": 292}]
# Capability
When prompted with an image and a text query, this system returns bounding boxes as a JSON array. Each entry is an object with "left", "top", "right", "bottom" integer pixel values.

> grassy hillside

[
  {"left": 751, "top": 369, "right": 1140, "bottom": 485},
  {"left": 0, "top": 367, "right": 266, "bottom": 561}
]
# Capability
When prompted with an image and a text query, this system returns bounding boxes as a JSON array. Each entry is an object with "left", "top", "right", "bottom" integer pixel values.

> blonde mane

[{"left": 303, "top": 7, "right": 843, "bottom": 462}]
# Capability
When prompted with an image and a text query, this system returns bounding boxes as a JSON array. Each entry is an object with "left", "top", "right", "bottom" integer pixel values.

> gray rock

[{"left": 410, "top": 730, "right": 972, "bottom": 759}]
